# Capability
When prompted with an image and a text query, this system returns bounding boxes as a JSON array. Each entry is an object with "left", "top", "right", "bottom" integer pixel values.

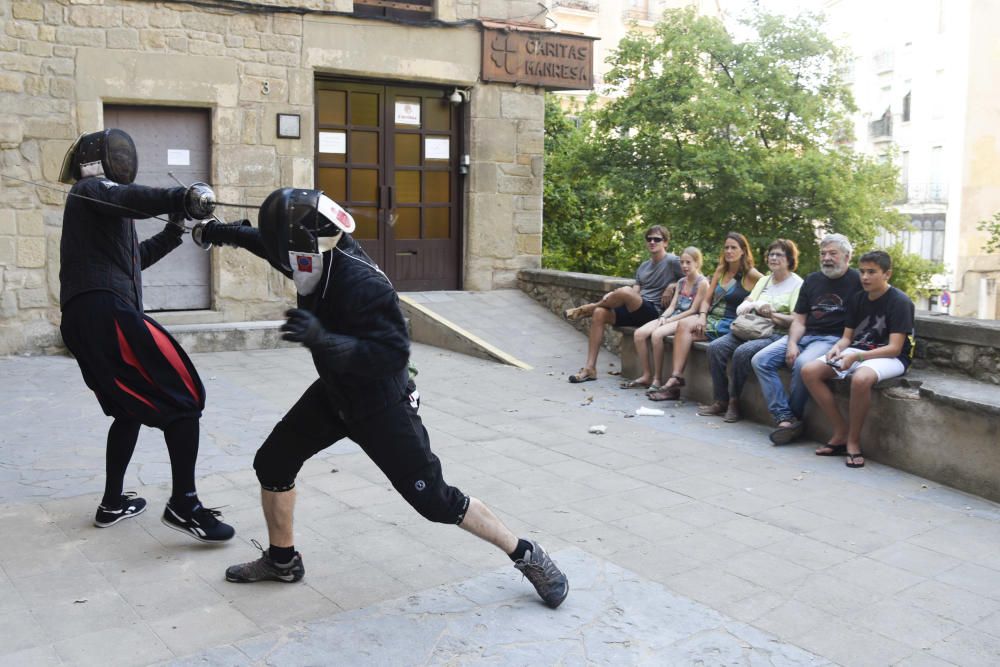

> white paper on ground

[
  {"left": 635, "top": 407, "right": 665, "bottom": 416},
  {"left": 588, "top": 425, "right": 607, "bottom": 434}
]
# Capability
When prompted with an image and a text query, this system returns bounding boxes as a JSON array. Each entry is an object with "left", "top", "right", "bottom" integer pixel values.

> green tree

[
  {"left": 543, "top": 8, "right": 934, "bottom": 293},
  {"left": 977, "top": 212, "right": 1000, "bottom": 254}
]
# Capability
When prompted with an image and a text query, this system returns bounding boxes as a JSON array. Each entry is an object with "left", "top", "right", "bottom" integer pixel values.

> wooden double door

[{"left": 315, "top": 80, "right": 462, "bottom": 291}]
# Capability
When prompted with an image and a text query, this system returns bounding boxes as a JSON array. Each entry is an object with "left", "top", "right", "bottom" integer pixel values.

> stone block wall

[
  {"left": 466, "top": 85, "right": 545, "bottom": 290},
  {"left": 517, "top": 268, "right": 633, "bottom": 356},
  {"left": 913, "top": 312, "right": 1000, "bottom": 385},
  {"left": 0, "top": 0, "right": 547, "bottom": 355}
]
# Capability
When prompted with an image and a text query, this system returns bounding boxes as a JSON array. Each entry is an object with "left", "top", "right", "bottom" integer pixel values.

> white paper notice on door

[
  {"left": 395, "top": 101, "right": 421, "bottom": 126},
  {"left": 318, "top": 131, "right": 346, "bottom": 154},
  {"left": 167, "top": 149, "right": 190, "bottom": 166},
  {"left": 425, "top": 137, "right": 450, "bottom": 160}
]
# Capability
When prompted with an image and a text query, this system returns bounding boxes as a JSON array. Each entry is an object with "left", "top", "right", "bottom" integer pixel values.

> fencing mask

[
  {"left": 258, "top": 188, "right": 357, "bottom": 278},
  {"left": 59, "top": 129, "right": 138, "bottom": 185}
]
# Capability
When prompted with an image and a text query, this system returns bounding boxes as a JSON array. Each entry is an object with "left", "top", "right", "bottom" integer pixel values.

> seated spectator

[
  {"left": 649, "top": 232, "right": 762, "bottom": 401},
  {"left": 698, "top": 239, "right": 803, "bottom": 422},
  {"left": 565, "top": 225, "right": 682, "bottom": 383},
  {"left": 622, "top": 247, "right": 709, "bottom": 390},
  {"left": 801, "top": 250, "right": 915, "bottom": 468},
  {"left": 750, "top": 233, "right": 862, "bottom": 444}
]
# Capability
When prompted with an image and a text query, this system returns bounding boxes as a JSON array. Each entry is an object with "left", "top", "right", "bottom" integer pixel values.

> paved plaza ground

[{"left": 2, "top": 290, "right": 1000, "bottom": 666}]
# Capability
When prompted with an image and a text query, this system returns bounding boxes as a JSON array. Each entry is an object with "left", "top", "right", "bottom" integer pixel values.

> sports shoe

[
  {"left": 514, "top": 541, "right": 569, "bottom": 609},
  {"left": 226, "top": 539, "right": 304, "bottom": 583},
  {"left": 161, "top": 502, "right": 235, "bottom": 543},
  {"left": 94, "top": 492, "right": 147, "bottom": 528}
]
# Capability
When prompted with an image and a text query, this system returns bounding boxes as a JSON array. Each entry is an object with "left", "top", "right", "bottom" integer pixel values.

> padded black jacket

[
  {"left": 59, "top": 177, "right": 185, "bottom": 310},
  {"left": 221, "top": 229, "right": 411, "bottom": 423}
]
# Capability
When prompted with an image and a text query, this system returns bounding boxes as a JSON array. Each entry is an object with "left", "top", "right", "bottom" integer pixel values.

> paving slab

[{"left": 1, "top": 290, "right": 1000, "bottom": 665}]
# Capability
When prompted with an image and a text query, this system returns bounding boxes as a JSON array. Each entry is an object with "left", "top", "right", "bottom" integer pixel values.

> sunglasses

[{"left": 646, "top": 236, "right": 663, "bottom": 243}]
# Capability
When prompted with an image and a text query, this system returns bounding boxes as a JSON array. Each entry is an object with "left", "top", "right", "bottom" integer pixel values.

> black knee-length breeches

[{"left": 254, "top": 380, "right": 469, "bottom": 524}]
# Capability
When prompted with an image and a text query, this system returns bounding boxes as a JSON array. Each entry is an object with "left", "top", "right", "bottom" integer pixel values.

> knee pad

[
  {"left": 394, "top": 462, "right": 468, "bottom": 525},
  {"left": 254, "top": 422, "right": 305, "bottom": 492}
]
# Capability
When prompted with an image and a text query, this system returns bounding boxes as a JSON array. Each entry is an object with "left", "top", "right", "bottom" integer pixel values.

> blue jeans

[
  {"left": 707, "top": 333, "right": 781, "bottom": 402},
  {"left": 750, "top": 334, "right": 839, "bottom": 423}
]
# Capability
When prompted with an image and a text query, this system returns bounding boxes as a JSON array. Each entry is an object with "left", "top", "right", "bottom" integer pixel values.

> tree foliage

[
  {"left": 543, "top": 8, "right": 936, "bottom": 298},
  {"left": 977, "top": 212, "right": 1000, "bottom": 254}
]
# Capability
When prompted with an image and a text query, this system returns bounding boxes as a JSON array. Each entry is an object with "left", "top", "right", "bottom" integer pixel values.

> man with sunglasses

[{"left": 566, "top": 225, "right": 682, "bottom": 383}]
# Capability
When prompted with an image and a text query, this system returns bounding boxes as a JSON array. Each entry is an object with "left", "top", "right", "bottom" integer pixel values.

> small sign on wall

[{"left": 167, "top": 149, "right": 190, "bottom": 166}]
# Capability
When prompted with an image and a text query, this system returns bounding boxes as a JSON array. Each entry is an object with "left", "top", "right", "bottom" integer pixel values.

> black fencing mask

[
  {"left": 258, "top": 188, "right": 357, "bottom": 279},
  {"left": 59, "top": 129, "right": 138, "bottom": 185}
]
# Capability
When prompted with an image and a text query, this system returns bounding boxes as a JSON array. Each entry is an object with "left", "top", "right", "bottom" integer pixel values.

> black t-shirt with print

[
  {"left": 793, "top": 269, "right": 862, "bottom": 336},
  {"left": 845, "top": 286, "right": 915, "bottom": 367}
]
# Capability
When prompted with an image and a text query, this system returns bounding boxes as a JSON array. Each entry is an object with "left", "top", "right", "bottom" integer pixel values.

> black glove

[
  {"left": 281, "top": 308, "right": 324, "bottom": 347},
  {"left": 163, "top": 211, "right": 186, "bottom": 238}
]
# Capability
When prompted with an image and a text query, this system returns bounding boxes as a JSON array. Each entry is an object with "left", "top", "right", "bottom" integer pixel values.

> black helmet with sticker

[{"left": 257, "top": 188, "right": 356, "bottom": 273}]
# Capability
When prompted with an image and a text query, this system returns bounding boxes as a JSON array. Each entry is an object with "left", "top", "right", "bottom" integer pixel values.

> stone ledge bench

[
  {"left": 615, "top": 326, "right": 1000, "bottom": 502},
  {"left": 518, "top": 267, "right": 1000, "bottom": 503}
]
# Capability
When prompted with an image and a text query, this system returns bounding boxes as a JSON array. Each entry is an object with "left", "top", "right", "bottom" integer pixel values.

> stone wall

[
  {"left": 913, "top": 312, "right": 1000, "bottom": 385},
  {"left": 520, "top": 268, "right": 1000, "bottom": 385},
  {"left": 517, "top": 268, "right": 633, "bottom": 356},
  {"left": 0, "top": 0, "right": 546, "bottom": 355}
]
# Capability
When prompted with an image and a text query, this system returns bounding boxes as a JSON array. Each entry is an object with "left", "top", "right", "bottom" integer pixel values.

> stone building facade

[{"left": 0, "top": 0, "right": 586, "bottom": 355}]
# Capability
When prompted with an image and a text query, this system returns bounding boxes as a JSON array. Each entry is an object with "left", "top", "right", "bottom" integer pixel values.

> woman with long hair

[
  {"left": 648, "top": 232, "right": 762, "bottom": 401},
  {"left": 697, "top": 239, "right": 803, "bottom": 421}
]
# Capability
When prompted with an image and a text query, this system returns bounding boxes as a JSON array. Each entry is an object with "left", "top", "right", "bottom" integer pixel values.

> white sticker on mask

[{"left": 289, "top": 251, "right": 324, "bottom": 295}]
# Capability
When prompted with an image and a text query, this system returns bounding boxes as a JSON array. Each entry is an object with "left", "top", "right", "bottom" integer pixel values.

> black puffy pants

[{"left": 254, "top": 380, "right": 469, "bottom": 525}]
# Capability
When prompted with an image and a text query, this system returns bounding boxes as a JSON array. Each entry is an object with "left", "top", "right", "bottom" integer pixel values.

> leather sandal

[
  {"left": 697, "top": 400, "right": 727, "bottom": 416},
  {"left": 568, "top": 368, "right": 597, "bottom": 383},
  {"left": 648, "top": 375, "right": 684, "bottom": 401}
]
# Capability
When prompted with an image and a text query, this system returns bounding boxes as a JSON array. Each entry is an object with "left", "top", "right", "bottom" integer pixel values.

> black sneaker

[
  {"left": 94, "top": 492, "right": 147, "bottom": 528},
  {"left": 225, "top": 539, "right": 304, "bottom": 583},
  {"left": 161, "top": 502, "right": 235, "bottom": 543},
  {"left": 514, "top": 541, "right": 569, "bottom": 609},
  {"left": 769, "top": 418, "right": 804, "bottom": 445}
]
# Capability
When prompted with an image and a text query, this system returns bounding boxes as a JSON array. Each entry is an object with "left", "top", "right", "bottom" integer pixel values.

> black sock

[
  {"left": 169, "top": 491, "right": 199, "bottom": 514},
  {"left": 508, "top": 538, "right": 533, "bottom": 562},
  {"left": 101, "top": 419, "right": 141, "bottom": 508},
  {"left": 269, "top": 545, "right": 296, "bottom": 565}
]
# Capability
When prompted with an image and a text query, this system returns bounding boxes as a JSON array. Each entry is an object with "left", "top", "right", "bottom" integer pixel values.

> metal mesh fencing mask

[{"left": 59, "top": 129, "right": 138, "bottom": 185}]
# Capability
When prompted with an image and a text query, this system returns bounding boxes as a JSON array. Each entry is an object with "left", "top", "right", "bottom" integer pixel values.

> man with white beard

[{"left": 750, "top": 234, "right": 862, "bottom": 445}]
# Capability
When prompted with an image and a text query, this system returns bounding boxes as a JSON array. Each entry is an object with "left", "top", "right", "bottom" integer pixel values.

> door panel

[
  {"left": 103, "top": 106, "right": 212, "bottom": 311},
  {"left": 315, "top": 80, "right": 461, "bottom": 290}
]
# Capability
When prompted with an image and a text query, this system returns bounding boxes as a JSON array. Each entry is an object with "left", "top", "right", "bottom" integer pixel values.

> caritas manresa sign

[{"left": 482, "top": 26, "right": 597, "bottom": 91}]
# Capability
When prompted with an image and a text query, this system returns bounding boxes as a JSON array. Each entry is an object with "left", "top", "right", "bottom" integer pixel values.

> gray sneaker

[
  {"left": 514, "top": 541, "right": 569, "bottom": 609},
  {"left": 226, "top": 539, "right": 304, "bottom": 583}
]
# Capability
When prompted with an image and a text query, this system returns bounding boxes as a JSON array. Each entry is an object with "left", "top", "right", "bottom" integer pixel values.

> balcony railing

[
  {"left": 869, "top": 114, "right": 892, "bottom": 140},
  {"left": 894, "top": 183, "right": 949, "bottom": 205},
  {"left": 623, "top": 8, "right": 661, "bottom": 22},
  {"left": 552, "top": 0, "right": 599, "bottom": 12}
]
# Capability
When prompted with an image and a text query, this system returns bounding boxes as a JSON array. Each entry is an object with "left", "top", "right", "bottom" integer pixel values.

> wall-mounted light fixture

[
  {"left": 448, "top": 88, "right": 471, "bottom": 106},
  {"left": 277, "top": 113, "right": 301, "bottom": 139}
]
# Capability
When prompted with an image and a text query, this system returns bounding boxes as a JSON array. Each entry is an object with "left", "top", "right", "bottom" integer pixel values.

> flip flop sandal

[
  {"left": 845, "top": 453, "right": 865, "bottom": 468},
  {"left": 815, "top": 444, "right": 847, "bottom": 456},
  {"left": 620, "top": 378, "right": 651, "bottom": 389},
  {"left": 569, "top": 369, "right": 596, "bottom": 383}
]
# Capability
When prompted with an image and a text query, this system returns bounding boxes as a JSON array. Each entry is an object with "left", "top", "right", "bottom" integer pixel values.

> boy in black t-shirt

[{"left": 802, "top": 251, "right": 915, "bottom": 468}]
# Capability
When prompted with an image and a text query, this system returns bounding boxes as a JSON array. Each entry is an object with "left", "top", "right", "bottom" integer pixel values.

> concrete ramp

[{"left": 399, "top": 290, "right": 595, "bottom": 373}]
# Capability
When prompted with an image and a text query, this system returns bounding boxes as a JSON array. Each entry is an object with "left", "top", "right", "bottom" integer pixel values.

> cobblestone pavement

[{"left": 2, "top": 290, "right": 1000, "bottom": 666}]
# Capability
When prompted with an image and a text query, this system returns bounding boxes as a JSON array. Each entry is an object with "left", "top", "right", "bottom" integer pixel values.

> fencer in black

[
  {"left": 58, "top": 128, "right": 234, "bottom": 542},
  {"left": 207, "top": 189, "right": 568, "bottom": 607}
]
